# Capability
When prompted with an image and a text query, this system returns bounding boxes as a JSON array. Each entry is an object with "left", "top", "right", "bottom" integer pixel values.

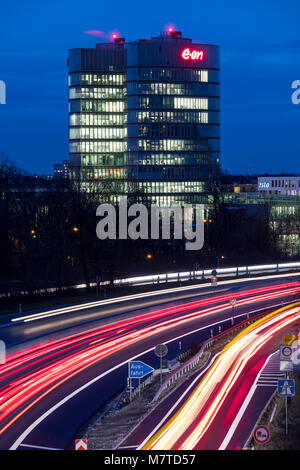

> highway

[
  {"left": 0, "top": 274, "right": 299, "bottom": 450},
  {"left": 136, "top": 303, "right": 300, "bottom": 450},
  {"left": 2, "top": 273, "right": 300, "bottom": 350}
]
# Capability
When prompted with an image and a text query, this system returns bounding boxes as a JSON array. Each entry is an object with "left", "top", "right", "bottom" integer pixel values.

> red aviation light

[
  {"left": 181, "top": 48, "right": 204, "bottom": 61},
  {"left": 112, "top": 33, "right": 125, "bottom": 44}
]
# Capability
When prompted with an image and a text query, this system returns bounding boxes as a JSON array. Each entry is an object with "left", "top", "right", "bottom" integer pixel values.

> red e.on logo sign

[{"left": 181, "top": 48, "right": 204, "bottom": 61}]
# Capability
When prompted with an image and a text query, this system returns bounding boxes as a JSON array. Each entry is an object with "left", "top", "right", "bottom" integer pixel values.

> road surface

[{"left": 0, "top": 275, "right": 299, "bottom": 450}]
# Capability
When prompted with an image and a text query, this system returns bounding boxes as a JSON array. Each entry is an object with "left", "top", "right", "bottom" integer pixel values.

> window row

[
  {"left": 139, "top": 181, "right": 206, "bottom": 193},
  {"left": 70, "top": 113, "right": 126, "bottom": 126},
  {"left": 81, "top": 154, "right": 126, "bottom": 166},
  {"left": 138, "top": 166, "right": 187, "bottom": 179},
  {"left": 137, "top": 165, "right": 214, "bottom": 179},
  {"left": 138, "top": 124, "right": 200, "bottom": 138},
  {"left": 69, "top": 73, "right": 125, "bottom": 86},
  {"left": 138, "top": 96, "right": 208, "bottom": 110},
  {"left": 70, "top": 127, "right": 127, "bottom": 140},
  {"left": 134, "top": 68, "right": 213, "bottom": 83},
  {"left": 137, "top": 111, "right": 210, "bottom": 124},
  {"left": 70, "top": 87, "right": 125, "bottom": 100},
  {"left": 271, "top": 179, "right": 300, "bottom": 188},
  {"left": 136, "top": 153, "right": 217, "bottom": 166},
  {"left": 81, "top": 100, "right": 125, "bottom": 113},
  {"left": 81, "top": 167, "right": 125, "bottom": 179},
  {"left": 70, "top": 141, "right": 127, "bottom": 153},
  {"left": 136, "top": 81, "right": 209, "bottom": 96},
  {"left": 138, "top": 139, "right": 215, "bottom": 151},
  {"left": 174, "top": 97, "right": 208, "bottom": 110}
]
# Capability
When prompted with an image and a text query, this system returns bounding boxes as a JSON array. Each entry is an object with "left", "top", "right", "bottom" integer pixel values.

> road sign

[
  {"left": 154, "top": 344, "right": 168, "bottom": 358},
  {"left": 253, "top": 425, "right": 270, "bottom": 444},
  {"left": 128, "top": 361, "right": 154, "bottom": 379},
  {"left": 211, "top": 276, "right": 218, "bottom": 286},
  {"left": 277, "top": 379, "right": 295, "bottom": 397},
  {"left": 230, "top": 298, "right": 237, "bottom": 306},
  {"left": 280, "top": 345, "right": 293, "bottom": 361},
  {"left": 75, "top": 439, "right": 87, "bottom": 450},
  {"left": 283, "top": 335, "right": 298, "bottom": 345},
  {"left": 280, "top": 361, "right": 294, "bottom": 372}
]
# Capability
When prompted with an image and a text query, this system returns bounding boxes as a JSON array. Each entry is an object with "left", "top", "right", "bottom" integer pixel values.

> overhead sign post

[
  {"left": 229, "top": 299, "right": 237, "bottom": 325},
  {"left": 128, "top": 361, "right": 154, "bottom": 401},
  {"left": 253, "top": 425, "right": 270, "bottom": 444},
  {"left": 155, "top": 344, "right": 168, "bottom": 385}
]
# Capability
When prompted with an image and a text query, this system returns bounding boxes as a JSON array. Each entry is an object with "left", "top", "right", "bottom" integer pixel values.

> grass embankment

[{"left": 251, "top": 372, "right": 300, "bottom": 450}]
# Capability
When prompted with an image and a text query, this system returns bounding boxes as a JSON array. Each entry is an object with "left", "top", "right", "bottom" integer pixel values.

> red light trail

[
  {"left": 142, "top": 303, "right": 300, "bottom": 450},
  {"left": 0, "top": 282, "right": 299, "bottom": 439}
]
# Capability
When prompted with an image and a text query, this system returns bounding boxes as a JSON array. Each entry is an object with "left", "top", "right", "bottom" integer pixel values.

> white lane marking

[
  {"left": 257, "top": 384, "right": 277, "bottom": 387},
  {"left": 258, "top": 378, "right": 278, "bottom": 381},
  {"left": 118, "top": 445, "right": 138, "bottom": 449},
  {"left": 9, "top": 300, "right": 291, "bottom": 450},
  {"left": 10, "top": 285, "right": 229, "bottom": 324},
  {"left": 9, "top": 271, "right": 299, "bottom": 324},
  {"left": 136, "top": 353, "right": 221, "bottom": 450},
  {"left": 19, "top": 443, "right": 62, "bottom": 450},
  {"left": 218, "top": 351, "right": 277, "bottom": 450},
  {"left": 10, "top": 326, "right": 224, "bottom": 450},
  {"left": 260, "top": 373, "right": 283, "bottom": 376}
]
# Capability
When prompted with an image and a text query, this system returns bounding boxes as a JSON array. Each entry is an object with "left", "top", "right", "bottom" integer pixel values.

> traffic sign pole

[
  {"left": 229, "top": 299, "right": 236, "bottom": 326},
  {"left": 128, "top": 362, "right": 132, "bottom": 402},
  {"left": 154, "top": 344, "right": 168, "bottom": 386},
  {"left": 277, "top": 374, "right": 296, "bottom": 435},
  {"left": 286, "top": 373, "right": 288, "bottom": 435}
]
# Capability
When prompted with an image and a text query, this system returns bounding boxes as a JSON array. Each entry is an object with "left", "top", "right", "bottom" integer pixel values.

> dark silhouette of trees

[{"left": 0, "top": 159, "right": 298, "bottom": 300}]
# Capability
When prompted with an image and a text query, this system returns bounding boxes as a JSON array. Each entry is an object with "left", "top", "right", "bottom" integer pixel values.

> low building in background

[
  {"left": 233, "top": 183, "right": 257, "bottom": 193},
  {"left": 224, "top": 192, "right": 300, "bottom": 257},
  {"left": 258, "top": 175, "right": 300, "bottom": 196},
  {"left": 54, "top": 160, "right": 70, "bottom": 179}
]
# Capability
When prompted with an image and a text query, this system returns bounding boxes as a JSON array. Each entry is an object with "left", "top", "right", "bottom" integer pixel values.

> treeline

[{"left": 0, "top": 155, "right": 288, "bottom": 298}]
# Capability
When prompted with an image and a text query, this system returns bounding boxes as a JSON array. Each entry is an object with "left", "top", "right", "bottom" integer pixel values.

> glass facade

[
  {"left": 126, "top": 34, "right": 220, "bottom": 205},
  {"left": 68, "top": 45, "right": 127, "bottom": 198},
  {"left": 68, "top": 32, "right": 220, "bottom": 204}
]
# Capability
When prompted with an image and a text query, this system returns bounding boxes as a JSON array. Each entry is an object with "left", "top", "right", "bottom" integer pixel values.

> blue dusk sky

[{"left": 0, "top": 0, "right": 299, "bottom": 175}]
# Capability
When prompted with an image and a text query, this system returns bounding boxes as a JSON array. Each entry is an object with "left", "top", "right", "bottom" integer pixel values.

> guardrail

[
  {"left": 117, "top": 262, "right": 300, "bottom": 287},
  {"left": 152, "top": 309, "right": 271, "bottom": 402},
  {"left": 1, "top": 261, "right": 299, "bottom": 298}
]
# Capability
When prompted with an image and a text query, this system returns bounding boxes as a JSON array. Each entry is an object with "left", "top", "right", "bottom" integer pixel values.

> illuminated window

[{"left": 174, "top": 97, "right": 208, "bottom": 110}]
